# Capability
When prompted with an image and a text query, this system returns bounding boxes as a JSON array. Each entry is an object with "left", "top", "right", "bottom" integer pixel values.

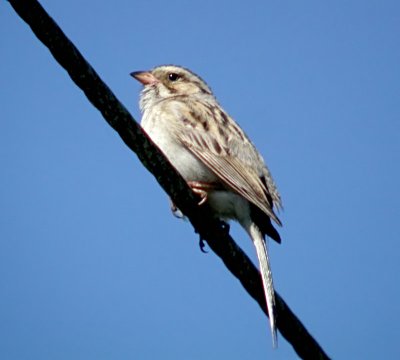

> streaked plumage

[{"left": 131, "top": 65, "right": 282, "bottom": 346}]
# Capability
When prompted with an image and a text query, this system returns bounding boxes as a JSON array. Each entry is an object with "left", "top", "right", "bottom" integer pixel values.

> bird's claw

[
  {"left": 190, "top": 187, "right": 208, "bottom": 206},
  {"left": 187, "top": 181, "right": 220, "bottom": 206},
  {"left": 199, "top": 236, "right": 208, "bottom": 253},
  {"left": 170, "top": 200, "right": 184, "bottom": 219}
]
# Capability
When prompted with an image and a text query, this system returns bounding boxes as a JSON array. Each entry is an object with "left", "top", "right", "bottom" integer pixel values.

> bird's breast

[{"left": 141, "top": 108, "right": 216, "bottom": 182}]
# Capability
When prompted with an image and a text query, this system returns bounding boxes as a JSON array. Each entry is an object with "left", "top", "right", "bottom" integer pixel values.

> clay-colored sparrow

[{"left": 131, "top": 65, "right": 282, "bottom": 346}]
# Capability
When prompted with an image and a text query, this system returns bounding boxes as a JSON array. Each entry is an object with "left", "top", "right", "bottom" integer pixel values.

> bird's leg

[
  {"left": 187, "top": 181, "right": 219, "bottom": 205},
  {"left": 188, "top": 181, "right": 218, "bottom": 252},
  {"left": 188, "top": 181, "right": 224, "bottom": 252}
]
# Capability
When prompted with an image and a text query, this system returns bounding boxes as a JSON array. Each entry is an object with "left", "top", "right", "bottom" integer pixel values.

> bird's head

[{"left": 131, "top": 65, "right": 213, "bottom": 111}]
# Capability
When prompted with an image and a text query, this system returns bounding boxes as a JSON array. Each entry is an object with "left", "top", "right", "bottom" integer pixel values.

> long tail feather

[{"left": 249, "top": 223, "right": 277, "bottom": 347}]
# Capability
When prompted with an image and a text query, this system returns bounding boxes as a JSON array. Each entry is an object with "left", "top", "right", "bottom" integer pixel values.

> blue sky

[{"left": 1, "top": 1, "right": 399, "bottom": 359}]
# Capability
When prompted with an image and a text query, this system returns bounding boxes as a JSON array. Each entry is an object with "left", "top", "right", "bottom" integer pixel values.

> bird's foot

[
  {"left": 187, "top": 181, "right": 220, "bottom": 206},
  {"left": 170, "top": 200, "right": 184, "bottom": 219},
  {"left": 198, "top": 236, "right": 208, "bottom": 253}
]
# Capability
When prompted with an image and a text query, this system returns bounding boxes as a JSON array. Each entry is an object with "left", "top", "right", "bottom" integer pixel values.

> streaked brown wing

[{"left": 178, "top": 131, "right": 281, "bottom": 226}]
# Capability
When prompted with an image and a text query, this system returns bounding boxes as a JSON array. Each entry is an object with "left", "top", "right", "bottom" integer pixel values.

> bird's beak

[{"left": 130, "top": 71, "right": 158, "bottom": 85}]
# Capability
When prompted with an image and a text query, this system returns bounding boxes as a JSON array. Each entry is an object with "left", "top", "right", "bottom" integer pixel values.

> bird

[{"left": 130, "top": 65, "right": 282, "bottom": 347}]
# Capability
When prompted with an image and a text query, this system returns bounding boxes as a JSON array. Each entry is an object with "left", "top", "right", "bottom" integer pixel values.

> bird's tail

[{"left": 248, "top": 223, "right": 277, "bottom": 347}]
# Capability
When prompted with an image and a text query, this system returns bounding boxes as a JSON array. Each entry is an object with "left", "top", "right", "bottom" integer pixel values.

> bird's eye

[{"left": 168, "top": 73, "right": 180, "bottom": 82}]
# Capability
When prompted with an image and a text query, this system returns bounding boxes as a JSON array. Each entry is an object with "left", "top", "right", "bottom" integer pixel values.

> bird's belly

[
  {"left": 167, "top": 145, "right": 216, "bottom": 182},
  {"left": 141, "top": 111, "right": 250, "bottom": 224},
  {"left": 207, "top": 190, "right": 250, "bottom": 224}
]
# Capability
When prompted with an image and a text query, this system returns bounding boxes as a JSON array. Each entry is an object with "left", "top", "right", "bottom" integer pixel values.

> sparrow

[{"left": 131, "top": 65, "right": 282, "bottom": 346}]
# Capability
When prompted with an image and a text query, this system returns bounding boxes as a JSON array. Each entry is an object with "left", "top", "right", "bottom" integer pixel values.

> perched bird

[{"left": 131, "top": 65, "right": 282, "bottom": 346}]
